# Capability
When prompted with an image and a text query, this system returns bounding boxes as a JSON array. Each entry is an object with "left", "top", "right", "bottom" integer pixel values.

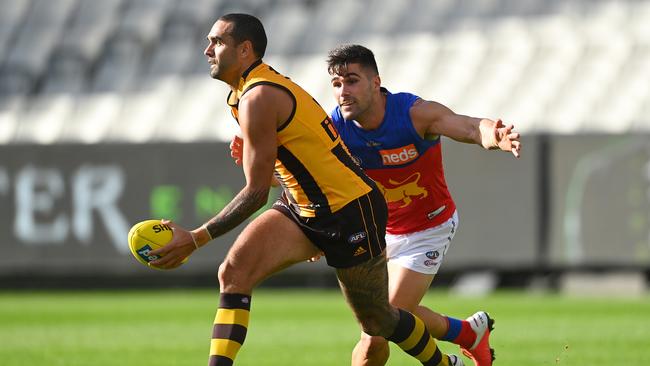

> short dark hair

[
  {"left": 327, "top": 44, "right": 379, "bottom": 76},
  {"left": 218, "top": 13, "right": 267, "bottom": 58}
]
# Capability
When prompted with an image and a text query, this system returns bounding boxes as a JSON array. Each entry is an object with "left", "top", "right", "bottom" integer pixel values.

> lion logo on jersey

[{"left": 375, "top": 172, "right": 428, "bottom": 208}]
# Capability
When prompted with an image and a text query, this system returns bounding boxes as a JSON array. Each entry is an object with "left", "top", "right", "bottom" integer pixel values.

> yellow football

[{"left": 127, "top": 219, "right": 186, "bottom": 269}]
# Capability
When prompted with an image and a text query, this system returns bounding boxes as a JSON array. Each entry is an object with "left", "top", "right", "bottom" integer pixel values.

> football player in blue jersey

[{"left": 326, "top": 44, "right": 521, "bottom": 366}]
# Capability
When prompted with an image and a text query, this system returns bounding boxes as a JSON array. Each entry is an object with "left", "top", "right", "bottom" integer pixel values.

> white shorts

[{"left": 385, "top": 211, "right": 459, "bottom": 275}]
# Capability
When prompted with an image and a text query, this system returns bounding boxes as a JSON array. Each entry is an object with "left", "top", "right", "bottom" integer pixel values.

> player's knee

[
  {"left": 359, "top": 318, "right": 382, "bottom": 337},
  {"left": 356, "top": 310, "right": 396, "bottom": 337},
  {"left": 217, "top": 261, "right": 230, "bottom": 287},
  {"left": 217, "top": 260, "right": 252, "bottom": 293},
  {"left": 358, "top": 334, "right": 389, "bottom": 357}
]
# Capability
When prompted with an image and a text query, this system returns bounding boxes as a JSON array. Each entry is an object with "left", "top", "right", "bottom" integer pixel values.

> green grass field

[{"left": 1, "top": 289, "right": 649, "bottom": 365}]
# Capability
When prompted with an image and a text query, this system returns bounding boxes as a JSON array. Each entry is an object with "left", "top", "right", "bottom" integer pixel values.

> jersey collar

[{"left": 241, "top": 59, "right": 263, "bottom": 81}]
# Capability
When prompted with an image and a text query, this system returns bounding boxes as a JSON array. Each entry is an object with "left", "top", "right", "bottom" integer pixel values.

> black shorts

[{"left": 273, "top": 188, "right": 388, "bottom": 268}]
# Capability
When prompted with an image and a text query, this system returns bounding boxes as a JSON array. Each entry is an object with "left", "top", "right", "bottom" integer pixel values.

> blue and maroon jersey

[{"left": 331, "top": 88, "right": 456, "bottom": 234}]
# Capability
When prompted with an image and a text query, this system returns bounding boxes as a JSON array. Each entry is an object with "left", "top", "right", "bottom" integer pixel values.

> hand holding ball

[{"left": 127, "top": 219, "right": 188, "bottom": 269}]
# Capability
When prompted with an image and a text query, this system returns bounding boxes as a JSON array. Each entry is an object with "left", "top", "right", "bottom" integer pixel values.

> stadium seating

[{"left": 0, "top": 0, "right": 648, "bottom": 144}]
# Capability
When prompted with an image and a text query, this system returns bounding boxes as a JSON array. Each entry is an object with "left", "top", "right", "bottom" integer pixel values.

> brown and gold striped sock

[
  {"left": 387, "top": 309, "right": 450, "bottom": 366},
  {"left": 208, "top": 293, "right": 251, "bottom": 366}
]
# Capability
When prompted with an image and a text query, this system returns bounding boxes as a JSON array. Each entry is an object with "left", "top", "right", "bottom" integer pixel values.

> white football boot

[{"left": 449, "top": 354, "right": 465, "bottom": 366}]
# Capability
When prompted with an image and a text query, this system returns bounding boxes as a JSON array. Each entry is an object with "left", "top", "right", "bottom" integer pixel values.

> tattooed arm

[
  {"left": 193, "top": 84, "right": 283, "bottom": 244},
  {"left": 148, "top": 85, "right": 288, "bottom": 268},
  {"left": 202, "top": 186, "right": 269, "bottom": 239}
]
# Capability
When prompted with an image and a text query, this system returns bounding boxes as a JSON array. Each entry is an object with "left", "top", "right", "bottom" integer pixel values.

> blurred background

[{"left": 0, "top": 0, "right": 649, "bottom": 294}]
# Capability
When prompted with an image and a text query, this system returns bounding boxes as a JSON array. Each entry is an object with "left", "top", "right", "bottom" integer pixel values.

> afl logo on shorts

[
  {"left": 348, "top": 231, "right": 367, "bottom": 244},
  {"left": 426, "top": 251, "right": 439, "bottom": 259}
]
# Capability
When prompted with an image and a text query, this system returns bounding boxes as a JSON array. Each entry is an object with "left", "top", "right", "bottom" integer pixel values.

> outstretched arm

[{"left": 410, "top": 99, "right": 521, "bottom": 158}]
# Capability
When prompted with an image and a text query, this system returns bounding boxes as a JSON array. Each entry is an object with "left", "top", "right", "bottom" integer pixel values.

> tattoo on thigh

[{"left": 336, "top": 255, "right": 390, "bottom": 310}]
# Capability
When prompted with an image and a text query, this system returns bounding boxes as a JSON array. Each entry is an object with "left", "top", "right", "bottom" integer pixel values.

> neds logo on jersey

[{"left": 380, "top": 144, "right": 419, "bottom": 165}]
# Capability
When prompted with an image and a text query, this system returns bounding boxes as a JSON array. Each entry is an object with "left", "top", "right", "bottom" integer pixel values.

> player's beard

[
  {"left": 209, "top": 64, "right": 220, "bottom": 79},
  {"left": 209, "top": 52, "right": 237, "bottom": 82},
  {"left": 341, "top": 99, "right": 370, "bottom": 121},
  {"left": 340, "top": 84, "right": 374, "bottom": 121},
  {"left": 340, "top": 104, "right": 358, "bottom": 120},
  {"left": 209, "top": 59, "right": 229, "bottom": 80}
]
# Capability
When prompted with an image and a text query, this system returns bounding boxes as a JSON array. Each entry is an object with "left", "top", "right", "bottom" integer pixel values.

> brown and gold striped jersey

[{"left": 227, "top": 60, "right": 375, "bottom": 217}]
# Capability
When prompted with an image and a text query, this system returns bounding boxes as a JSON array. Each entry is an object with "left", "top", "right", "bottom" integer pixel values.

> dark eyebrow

[
  {"left": 207, "top": 35, "right": 224, "bottom": 42},
  {"left": 330, "top": 72, "right": 361, "bottom": 82}
]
